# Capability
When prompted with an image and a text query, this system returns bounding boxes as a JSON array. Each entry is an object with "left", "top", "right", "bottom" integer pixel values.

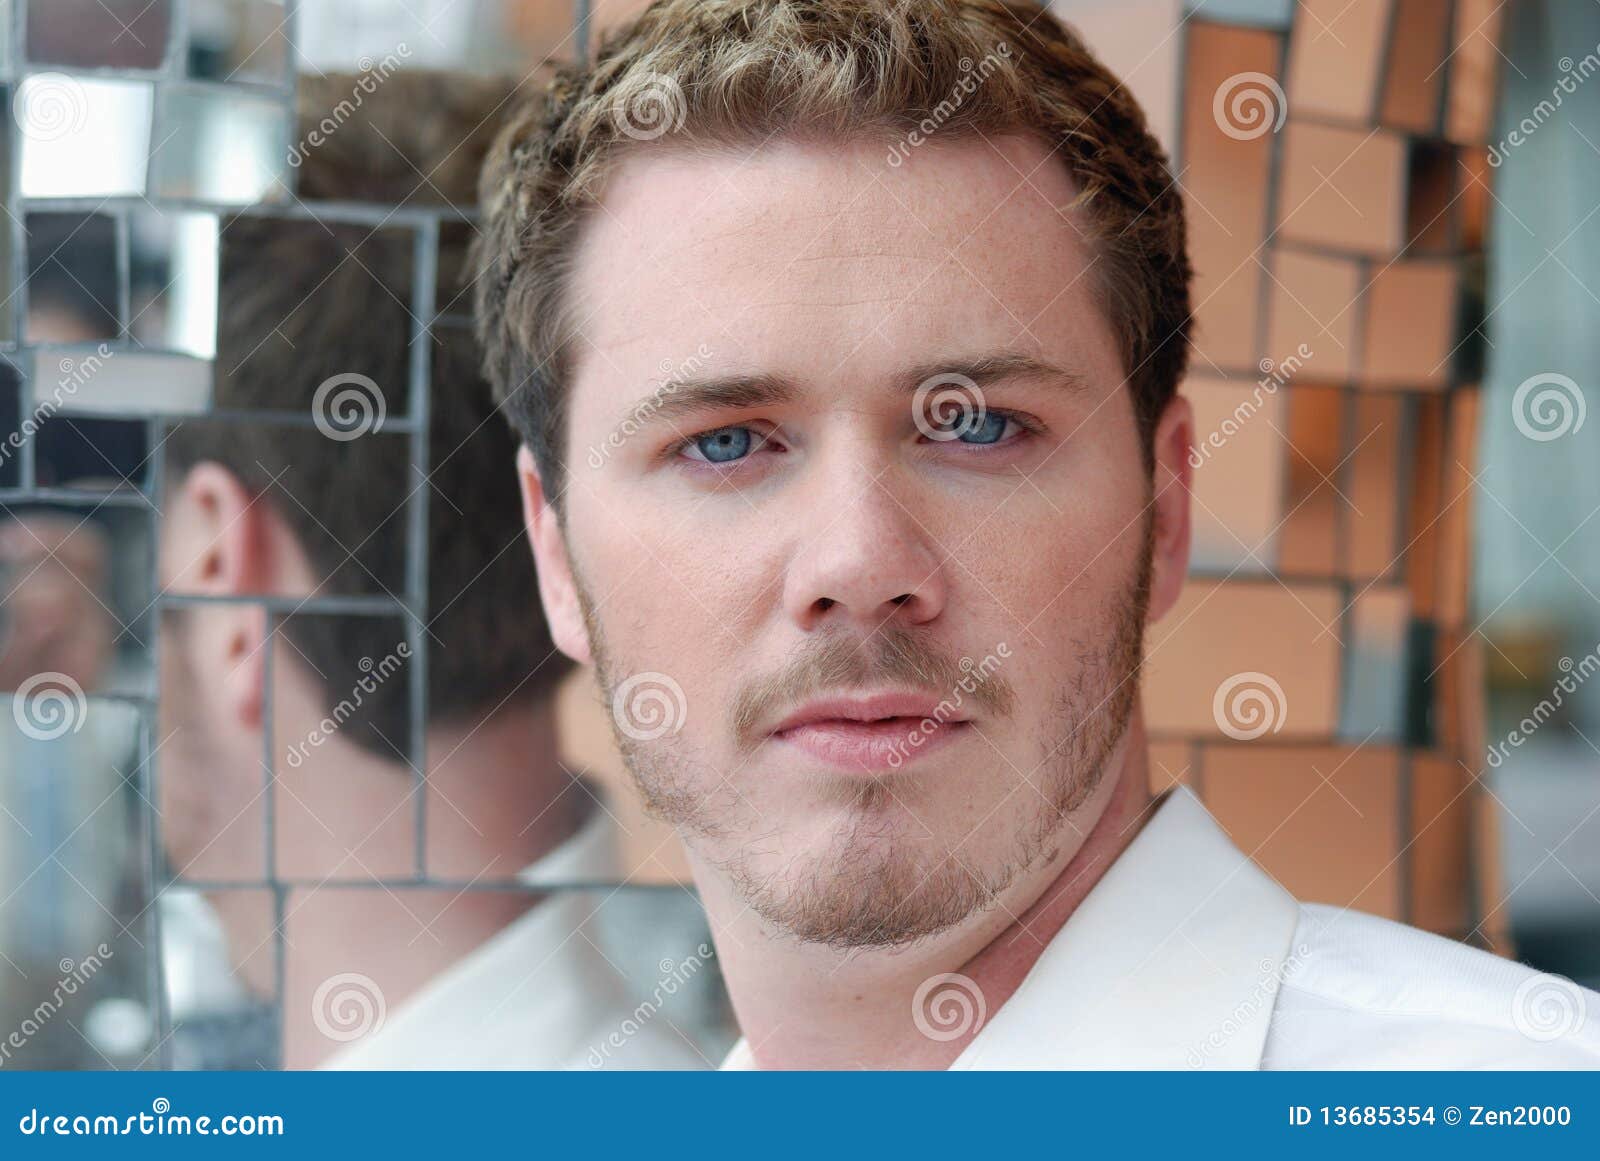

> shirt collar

[{"left": 722, "top": 785, "right": 1301, "bottom": 1070}]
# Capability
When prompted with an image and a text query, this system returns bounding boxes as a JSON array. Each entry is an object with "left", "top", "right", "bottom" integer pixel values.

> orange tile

[
  {"left": 1266, "top": 248, "right": 1360, "bottom": 383},
  {"left": 1380, "top": 0, "right": 1450, "bottom": 133},
  {"left": 1407, "top": 141, "right": 1458, "bottom": 255},
  {"left": 1201, "top": 742, "right": 1403, "bottom": 918},
  {"left": 1186, "top": 374, "right": 1287, "bottom": 573},
  {"left": 1446, "top": 0, "right": 1504, "bottom": 145},
  {"left": 1183, "top": 23, "right": 1282, "bottom": 370},
  {"left": 1286, "top": 0, "right": 1393, "bottom": 124},
  {"left": 1406, "top": 394, "right": 1447, "bottom": 620},
  {"left": 1460, "top": 147, "right": 1492, "bottom": 251},
  {"left": 1361, "top": 260, "right": 1458, "bottom": 387},
  {"left": 1438, "top": 386, "right": 1480, "bottom": 628},
  {"left": 1277, "top": 385, "right": 1344, "bottom": 576},
  {"left": 1144, "top": 580, "right": 1342, "bottom": 738},
  {"left": 1342, "top": 587, "right": 1412, "bottom": 741},
  {"left": 1278, "top": 122, "right": 1407, "bottom": 256},
  {"left": 1473, "top": 789, "right": 1514, "bottom": 954},
  {"left": 1409, "top": 752, "right": 1474, "bottom": 935},
  {"left": 1347, "top": 393, "right": 1402, "bottom": 577},
  {"left": 1148, "top": 740, "right": 1196, "bottom": 796}
]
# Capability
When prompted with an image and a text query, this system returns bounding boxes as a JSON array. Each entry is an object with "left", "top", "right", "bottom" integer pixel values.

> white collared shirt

[
  {"left": 326, "top": 791, "right": 705, "bottom": 1071},
  {"left": 722, "top": 786, "right": 1600, "bottom": 1069}
]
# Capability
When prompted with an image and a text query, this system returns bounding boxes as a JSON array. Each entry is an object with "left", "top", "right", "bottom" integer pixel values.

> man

[
  {"left": 473, "top": 0, "right": 1600, "bottom": 1068},
  {"left": 157, "top": 70, "right": 703, "bottom": 1069}
]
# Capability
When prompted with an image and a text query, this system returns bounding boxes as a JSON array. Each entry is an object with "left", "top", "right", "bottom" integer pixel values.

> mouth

[{"left": 768, "top": 692, "right": 972, "bottom": 773}]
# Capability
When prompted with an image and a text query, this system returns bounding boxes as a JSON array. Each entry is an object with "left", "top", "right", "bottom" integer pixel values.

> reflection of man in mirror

[
  {"left": 475, "top": 0, "right": 1600, "bottom": 1069},
  {"left": 156, "top": 70, "right": 702, "bottom": 1069}
]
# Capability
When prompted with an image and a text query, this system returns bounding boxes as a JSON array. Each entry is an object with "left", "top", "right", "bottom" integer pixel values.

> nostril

[
  {"left": 815, "top": 597, "right": 836, "bottom": 612},
  {"left": 891, "top": 593, "right": 913, "bottom": 606}
]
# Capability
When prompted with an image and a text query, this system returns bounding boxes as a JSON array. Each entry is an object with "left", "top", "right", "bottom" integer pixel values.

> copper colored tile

[
  {"left": 1186, "top": 375, "right": 1287, "bottom": 574},
  {"left": 1070, "top": 1, "right": 1183, "bottom": 154},
  {"left": 1144, "top": 580, "right": 1342, "bottom": 738},
  {"left": 1266, "top": 248, "right": 1360, "bottom": 383},
  {"left": 1361, "top": 260, "right": 1458, "bottom": 387},
  {"left": 1201, "top": 743, "right": 1403, "bottom": 918},
  {"left": 1341, "top": 587, "right": 1411, "bottom": 741},
  {"left": 1409, "top": 752, "right": 1474, "bottom": 934},
  {"left": 1446, "top": 0, "right": 1504, "bottom": 145},
  {"left": 1405, "top": 395, "right": 1446, "bottom": 620},
  {"left": 1286, "top": 0, "right": 1393, "bottom": 124},
  {"left": 1347, "top": 393, "right": 1402, "bottom": 577},
  {"left": 1380, "top": 0, "right": 1450, "bottom": 133},
  {"left": 557, "top": 667, "right": 692, "bottom": 884},
  {"left": 1278, "top": 122, "right": 1407, "bottom": 256},
  {"left": 1148, "top": 740, "right": 1195, "bottom": 796},
  {"left": 1438, "top": 386, "right": 1480, "bottom": 628},
  {"left": 1277, "top": 385, "right": 1343, "bottom": 576},
  {"left": 1183, "top": 22, "right": 1282, "bottom": 369},
  {"left": 1460, "top": 147, "right": 1492, "bottom": 251},
  {"left": 1472, "top": 789, "right": 1514, "bottom": 954},
  {"left": 1406, "top": 141, "right": 1458, "bottom": 255}
]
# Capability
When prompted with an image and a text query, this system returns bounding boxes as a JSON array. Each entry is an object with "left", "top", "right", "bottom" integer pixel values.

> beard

[{"left": 578, "top": 518, "right": 1152, "bottom": 950}]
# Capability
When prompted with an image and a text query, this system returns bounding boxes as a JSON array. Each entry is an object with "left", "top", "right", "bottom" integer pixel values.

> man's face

[{"left": 526, "top": 133, "right": 1190, "bottom": 948}]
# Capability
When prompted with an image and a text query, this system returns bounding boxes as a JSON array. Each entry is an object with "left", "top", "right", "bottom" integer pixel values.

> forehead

[{"left": 564, "top": 132, "right": 1121, "bottom": 412}]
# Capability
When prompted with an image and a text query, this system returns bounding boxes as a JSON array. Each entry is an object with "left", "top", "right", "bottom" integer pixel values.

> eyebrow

[{"left": 612, "top": 351, "right": 1089, "bottom": 436}]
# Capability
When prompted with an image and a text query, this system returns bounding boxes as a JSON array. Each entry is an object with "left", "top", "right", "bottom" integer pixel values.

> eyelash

[{"left": 664, "top": 410, "right": 1043, "bottom": 469}]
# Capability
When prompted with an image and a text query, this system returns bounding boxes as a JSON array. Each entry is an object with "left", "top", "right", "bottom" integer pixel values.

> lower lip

[{"left": 771, "top": 718, "right": 972, "bottom": 773}]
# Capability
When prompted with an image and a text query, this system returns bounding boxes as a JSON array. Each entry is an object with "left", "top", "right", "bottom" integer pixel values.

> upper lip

[{"left": 768, "top": 691, "right": 966, "bottom": 735}]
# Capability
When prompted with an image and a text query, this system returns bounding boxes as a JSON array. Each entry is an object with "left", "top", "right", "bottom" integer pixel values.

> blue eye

[
  {"left": 954, "top": 411, "right": 1010, "bottom": 445},
  {"left": 692, "top": 426, "right": 754, "bottom": 463}
]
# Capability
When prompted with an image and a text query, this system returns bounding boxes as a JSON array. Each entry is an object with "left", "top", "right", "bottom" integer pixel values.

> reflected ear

[
  {"left": 163, "top": 461, "right": 268, "bottom": 596},
  {"left": 517, "top": 445, "right": 593, "bottom": 666},
  {"left": 1146, "top": 394, "right": 1194, "bottom": 624}
]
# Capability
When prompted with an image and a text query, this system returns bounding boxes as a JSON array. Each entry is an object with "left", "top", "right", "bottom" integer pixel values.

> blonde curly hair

[{"left": 473, "top": 0, "right": 1190, "bottom": 498}]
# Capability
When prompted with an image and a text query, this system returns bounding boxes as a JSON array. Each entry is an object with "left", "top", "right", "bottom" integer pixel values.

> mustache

[{"left": 728, "top": 624, "right": 1017, "bottom": 749}]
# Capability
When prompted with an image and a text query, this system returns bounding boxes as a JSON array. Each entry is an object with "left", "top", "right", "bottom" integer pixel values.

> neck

[
  {"left": 702, "top": 711, "right": 1158, "bottom": 1070},
  {"left": 212, "top": 695, "right": 578, "bottom": 1066}
]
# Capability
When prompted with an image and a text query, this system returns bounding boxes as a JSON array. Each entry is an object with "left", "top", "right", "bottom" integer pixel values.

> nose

[{"left": 781, "top": 462, "right": 948, "bottom": 633}]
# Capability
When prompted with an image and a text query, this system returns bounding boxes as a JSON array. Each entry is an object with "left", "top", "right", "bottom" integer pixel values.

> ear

[
  {"left": 517, "top": 445, "right": 593, "bottom": 666},
  {"left": 1146, "top": 393, "right": 1194, "bottom": 624},
  {"left": 162, "top": 461, "right": 269, "bottom": 596},
  {"left": 162, "top": 461, "right": 271, "bottom": 730}
]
